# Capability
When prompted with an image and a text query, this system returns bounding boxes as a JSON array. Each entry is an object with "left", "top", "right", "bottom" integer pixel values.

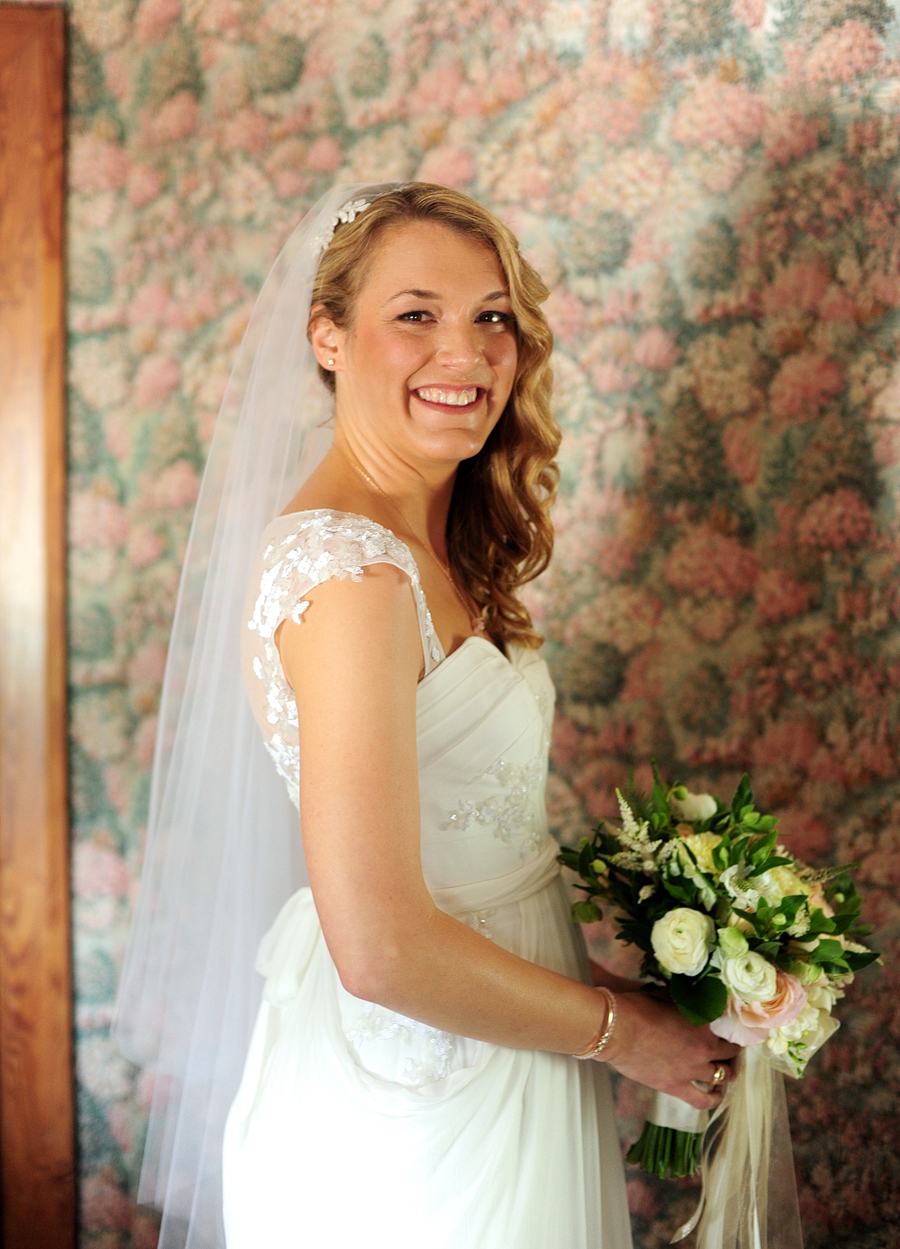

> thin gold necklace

[{"left": 340, "top": 448, "right": 486, "bottom": 637}]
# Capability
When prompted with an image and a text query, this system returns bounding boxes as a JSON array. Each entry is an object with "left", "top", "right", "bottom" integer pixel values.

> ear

[{"left": 309, "top": 305, "right": 344, "bottom": 373}]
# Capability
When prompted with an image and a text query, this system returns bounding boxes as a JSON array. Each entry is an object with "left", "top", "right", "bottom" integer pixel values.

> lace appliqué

[
  {"left": 246, "top": 512, "right": 442, "bottom": 805},
  {"left": 345, "top": 1002, "right": 459, "bottom": 1087}
]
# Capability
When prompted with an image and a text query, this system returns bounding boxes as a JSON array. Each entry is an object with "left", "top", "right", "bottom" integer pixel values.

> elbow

[{"left": 333, "top": 940, "right": 410, "bottom": 1005}]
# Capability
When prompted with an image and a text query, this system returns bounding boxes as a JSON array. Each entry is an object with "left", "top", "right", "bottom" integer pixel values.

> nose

[{"left": 435, "top": 318, "right": 485, "bottom": 374}]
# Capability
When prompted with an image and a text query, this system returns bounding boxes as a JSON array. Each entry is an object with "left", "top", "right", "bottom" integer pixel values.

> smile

[{"left": 414, "top": 386, "right": 481, "bottom": 407}]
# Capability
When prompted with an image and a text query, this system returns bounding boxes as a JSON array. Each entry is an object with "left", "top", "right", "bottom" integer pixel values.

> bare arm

[{"left": 278, "top": 566, "right": 737, "bottom": 1109}]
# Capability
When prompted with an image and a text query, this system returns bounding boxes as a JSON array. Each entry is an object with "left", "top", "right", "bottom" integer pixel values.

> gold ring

[{"left": 711, "top": 1063, "right": 727, "bottom": 1086}]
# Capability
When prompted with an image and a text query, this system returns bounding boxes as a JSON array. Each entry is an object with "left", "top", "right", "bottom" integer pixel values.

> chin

[{"left": 414, "top": 426, "right": 492, "bottom": 466}]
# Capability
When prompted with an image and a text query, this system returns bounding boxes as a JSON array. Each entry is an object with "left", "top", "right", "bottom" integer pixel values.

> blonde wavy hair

[{"left": 308, "top": 182, "right": 559, "bottom": 649}]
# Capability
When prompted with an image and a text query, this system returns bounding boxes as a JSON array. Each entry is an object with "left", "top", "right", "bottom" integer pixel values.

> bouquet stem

[
  {"left": 626, "top": 1091, "right": 708, "bottom": 1179},
  {"left": 626, "top": 1122, "right": 704, "bottom": 1178}
]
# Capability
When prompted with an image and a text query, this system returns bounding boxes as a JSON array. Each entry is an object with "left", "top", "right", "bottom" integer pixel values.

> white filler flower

[{"left": 651, "top": 908, "right": 716, "bottom": 976}]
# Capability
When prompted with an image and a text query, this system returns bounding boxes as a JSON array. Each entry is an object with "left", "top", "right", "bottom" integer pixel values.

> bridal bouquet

[{"left": 558, "top": 767, "right": 878, "bottom": 1180}]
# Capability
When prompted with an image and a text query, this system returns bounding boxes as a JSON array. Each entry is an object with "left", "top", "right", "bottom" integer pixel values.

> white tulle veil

[{"left": 114, "top": 182, "right": 404, "bottom": 1249}]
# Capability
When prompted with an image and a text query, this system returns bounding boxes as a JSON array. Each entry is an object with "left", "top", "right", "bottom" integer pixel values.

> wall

[{"left": 66, "top": 1, "right": 900, "bottom": 1245}]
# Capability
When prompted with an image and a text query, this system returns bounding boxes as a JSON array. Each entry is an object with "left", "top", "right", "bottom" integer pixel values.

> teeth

[{"left": 415, "top": 387, "right": 478, "bottom": 406}]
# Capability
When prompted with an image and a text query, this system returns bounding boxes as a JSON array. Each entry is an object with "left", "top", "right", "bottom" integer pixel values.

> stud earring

[{"left": 327, "top": 357, "right": 335, "bottom": 367}]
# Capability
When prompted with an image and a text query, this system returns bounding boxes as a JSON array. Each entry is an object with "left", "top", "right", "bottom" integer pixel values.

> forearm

[
  {"left": 333, "top": 907, "right": 738, "bottom": 1109},
  {"left": 337, "top": 904, "right": 609, "bottom": 1057}
]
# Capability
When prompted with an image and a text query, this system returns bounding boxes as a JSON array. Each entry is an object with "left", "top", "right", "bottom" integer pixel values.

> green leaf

[
  {"left": 669, "top": 973, "right": 727, "bottom": 1025},
  {"left": 731, "top": 773, "right": 753, "bottom": 821},
  {"left": 572, "top": 900, "right": 602, "bottom": 923},
  {"left": 809, "top": 938, "right": 844, "bottom": 964},
  {"left": 844, "top": 950, "right": 879, "bottom": 972}
]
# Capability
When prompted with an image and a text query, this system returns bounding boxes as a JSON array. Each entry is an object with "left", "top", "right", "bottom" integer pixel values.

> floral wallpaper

[{"left": 65, "top": 0, "right": 900, "bottom": 1245}]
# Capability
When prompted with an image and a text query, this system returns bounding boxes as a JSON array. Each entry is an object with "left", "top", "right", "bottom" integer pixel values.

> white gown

[{"left": 222, "top": 510, "right": 633, "bottom": 1249}]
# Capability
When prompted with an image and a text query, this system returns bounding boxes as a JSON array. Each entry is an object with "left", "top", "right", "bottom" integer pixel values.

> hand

[{"left": 600, "top": 991, "right": 741, "bottom": 1111}]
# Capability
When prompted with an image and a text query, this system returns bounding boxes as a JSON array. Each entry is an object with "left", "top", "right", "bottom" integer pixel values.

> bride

[{"left": 115, "top": 183, "right": 737, "bottom": 1249}]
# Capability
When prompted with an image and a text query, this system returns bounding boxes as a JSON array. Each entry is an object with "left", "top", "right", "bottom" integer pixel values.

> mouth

[{"left": 412, "top": 385, "right": 483, "bottom": 410}]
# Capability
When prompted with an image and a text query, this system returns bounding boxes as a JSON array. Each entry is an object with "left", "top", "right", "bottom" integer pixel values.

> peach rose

[{"left": 710, "top": 971, "right": 807, "bottom": 1046}]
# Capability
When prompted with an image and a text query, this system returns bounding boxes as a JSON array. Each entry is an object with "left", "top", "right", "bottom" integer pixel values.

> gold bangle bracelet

[{"left": 573, "top": 986, "right": 617, "bottom": 1060}]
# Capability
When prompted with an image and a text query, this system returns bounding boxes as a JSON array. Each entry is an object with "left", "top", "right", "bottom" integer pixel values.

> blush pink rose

[
  {"left": 135, "top": 354, "right": 181, "bottom": 408},
  {"left": 143, "top": 91, "right": 198, "bottom": 146},
  {"left": 764, "top": 111, "right": 821, "bottom": 166},
  {"left": 755, "top": 567, "right": 811, "bottom": 622},
  {"left": 805, "top": 20, "right": 883, "bottom": 85},
  {"left": 128, "top": 163, "right": 166, "bottom": 207},
  {"left": 151, "top": 460, "right": 200, "bottom": 510},
  {"left": 633, "top": 327, "right": 679, "bottom": 371},
  {"left": 134, "top": 0, "right": 181, "bottom": 43},
  {"left": 70, "top": 135, "right": 129, "bottom": 194},
  {"left": 306, "top": 134, "right": 343, "bottom": 172},
  {"left": 731, "top": 0, "right": 766, "bottom": 29},
  {"left": 417, "top": 145, "right": 475, "bottom": 189},
  {"left": 407, "top": 63, "right": 463, "bottom": 115},
  {"left": 70, "top": 491, "right": 129, "bottom": 550},
  {"left": 82, "top": 1170, "right": 133, "bottom": 1232},
  {"left": 221, "top": 108, "right": 268, "bottom": 155},
  {"left": 722, "top": 418, "right": 760, "bottom": 485},
  {"left": 761, "top": 260, "right": 830, "bottom": 317},
  {"left": 751, "top": 717, "right": 819, "bottom": 771},
  {"left": 543, "top": 289, "right": 586, "bottom": 345},
  {"left": 592, "top": 361, "right": 631, "bottom": 394},
  {"left": 671, "top": 79, "right": 766, "bottom": 149},
  {"left": 769, "top": 352, "right": 843, "bottom": 423},
  {"left": 663, "top": 527, "right": 758, "bottom": 599},
  {"left": 797, "top": 488, "right": 873, "bottom": 551},
  {"left": 710, "top": 972, "right": 806, "bottom": 1046},
  {"left": 73, "top": 841, "right": 131, "bottom": 898}
]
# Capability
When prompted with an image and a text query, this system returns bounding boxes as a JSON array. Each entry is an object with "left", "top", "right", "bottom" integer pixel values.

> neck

[{"left": 333, "top": 431, "right": 457, "bottom": 556}]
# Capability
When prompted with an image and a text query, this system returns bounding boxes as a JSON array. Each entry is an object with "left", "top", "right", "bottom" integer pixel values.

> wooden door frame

[{"left": 0, "top": 7, "right": 76, "bottom": 1247}]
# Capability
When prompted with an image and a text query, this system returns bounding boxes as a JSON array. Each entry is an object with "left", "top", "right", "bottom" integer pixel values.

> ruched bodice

[
  {"left": 242, "top": 510, "right": 558, "bottom": 891},
  {"left": 225, "top": 511, "right": 632, "bottom": 1249}
]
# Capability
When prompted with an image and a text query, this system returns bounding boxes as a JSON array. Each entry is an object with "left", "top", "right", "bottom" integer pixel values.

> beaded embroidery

[
  {"left": 345, "top": 1002, "right": 460, "bottom": 1087},
  {"left": 442, "top": 669, "right": 552, "bottom": 857}
]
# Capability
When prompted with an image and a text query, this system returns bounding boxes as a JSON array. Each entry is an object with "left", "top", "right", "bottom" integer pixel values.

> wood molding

[{"left": 0, "top": 8, "right": 76, "bottom": 1247}]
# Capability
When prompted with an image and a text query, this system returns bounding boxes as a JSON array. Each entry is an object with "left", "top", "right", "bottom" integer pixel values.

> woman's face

[{"left": 318, "top": 219, "right": 518, "bottom": 474}]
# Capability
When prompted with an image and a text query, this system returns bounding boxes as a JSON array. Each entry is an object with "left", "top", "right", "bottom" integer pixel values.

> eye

[
  {"left": 396, "top": 309, "right": 433, "bottom": 323},
  {"left": 477, "top": 310, "right": 515, "bottom": 326}
]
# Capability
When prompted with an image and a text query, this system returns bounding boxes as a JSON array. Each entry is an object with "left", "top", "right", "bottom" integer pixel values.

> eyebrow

[{"left": 384, "top": 287, "right": 511, "bottom": 304}]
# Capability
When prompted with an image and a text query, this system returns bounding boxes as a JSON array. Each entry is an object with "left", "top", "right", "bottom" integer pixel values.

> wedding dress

[{"left": 222, "top": 509, "right": 633, "bottom": 1249}]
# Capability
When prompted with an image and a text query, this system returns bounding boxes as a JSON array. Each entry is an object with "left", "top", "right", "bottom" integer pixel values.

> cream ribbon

[{"left": 643, "top": 1046, "right": 804, "bottom": 1249}]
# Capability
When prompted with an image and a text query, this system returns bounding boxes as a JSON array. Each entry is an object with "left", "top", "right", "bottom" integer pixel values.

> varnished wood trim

[{"left": 0, "top": 7, "right": 76, "bottom": 1247}]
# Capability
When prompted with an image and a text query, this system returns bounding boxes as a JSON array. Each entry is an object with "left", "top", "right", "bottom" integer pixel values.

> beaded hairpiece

[{"left": 313, "top": 184, "right": 409, "bottom": 254}]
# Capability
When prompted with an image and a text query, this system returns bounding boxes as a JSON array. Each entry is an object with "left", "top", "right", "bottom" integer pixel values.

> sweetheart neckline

[{"left": 264, "top": 507, "right": 515, "bottom": 674}]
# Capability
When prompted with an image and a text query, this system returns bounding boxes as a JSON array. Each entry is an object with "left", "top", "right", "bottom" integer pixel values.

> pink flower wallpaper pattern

[{"left": 65, "top": 0, "right": 900, "bottom": 1245}]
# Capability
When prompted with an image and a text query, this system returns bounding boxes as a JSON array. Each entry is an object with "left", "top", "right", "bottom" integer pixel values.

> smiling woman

[{"left": 116, "top": 184, "right": 738, "bottom": 1249}]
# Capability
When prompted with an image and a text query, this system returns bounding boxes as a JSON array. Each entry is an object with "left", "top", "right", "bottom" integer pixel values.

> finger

[{"left": 681, "top": 1083, "right": 724, "bottom": 1111}]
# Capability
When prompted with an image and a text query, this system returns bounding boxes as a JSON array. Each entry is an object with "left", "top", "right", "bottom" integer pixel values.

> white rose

[
  {"left": 651, "top": 908, "right": 716, "bottom": 976},
  {"left": 720, "top": 951, "right": 778, "bottom": 1002},
  {"left": 755, "top": 865, "right": 811, "bottom": 904},
  {"left": 670, "top": 790, "right": 718, "bottom": 822}
]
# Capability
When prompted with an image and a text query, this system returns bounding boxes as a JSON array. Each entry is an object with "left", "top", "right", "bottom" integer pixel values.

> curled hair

[{"left": 308, "top": 182, "right": 559, "bottom": 649}]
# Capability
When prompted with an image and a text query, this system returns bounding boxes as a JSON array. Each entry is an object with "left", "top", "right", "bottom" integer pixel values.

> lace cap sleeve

[{"left": 241, "top": 510, "right": 442, "bottom": 806}]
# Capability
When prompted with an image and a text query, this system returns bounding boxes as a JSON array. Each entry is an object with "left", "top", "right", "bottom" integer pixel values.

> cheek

[{"left": 492, "top": 338, "right": 518, "bottom": 387}]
